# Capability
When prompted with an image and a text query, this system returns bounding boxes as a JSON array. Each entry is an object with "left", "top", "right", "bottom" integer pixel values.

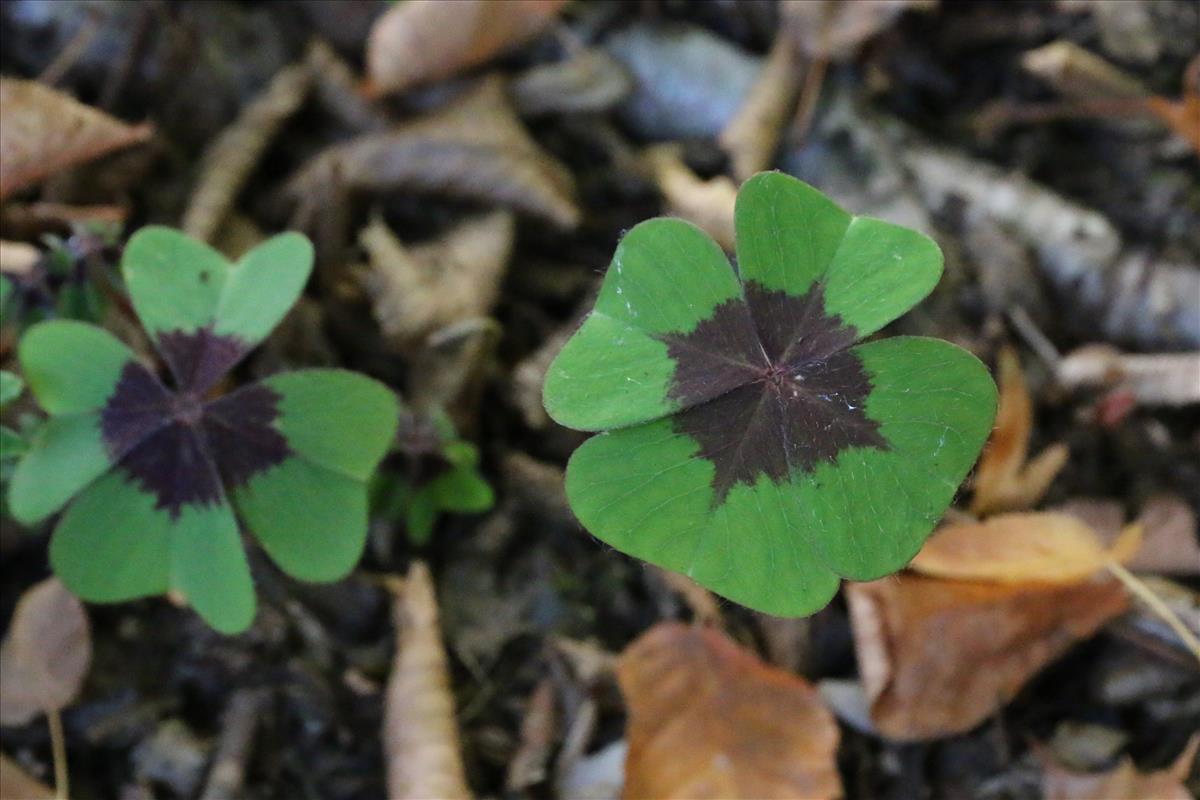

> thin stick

[
  {"left": 47, "top": 709, "right": 68, "bottom": 800},
  {"left": 1106, "top": 560, "right": 1200, "bottom": 666}
]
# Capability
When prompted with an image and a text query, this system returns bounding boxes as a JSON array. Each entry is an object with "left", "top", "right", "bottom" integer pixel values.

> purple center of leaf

[
  {"left": 99, "top": 330, "right": 290, "bottom": 519},
  {"left": 657, "top": 282, "right": 888, "bottom": 504}
]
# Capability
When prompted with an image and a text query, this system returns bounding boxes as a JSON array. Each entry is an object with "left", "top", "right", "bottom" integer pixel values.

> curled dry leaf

[
  {"left": 505, "top": 679, "right": 558, "bottom": 793},
  {"left": 910, "top": 512, "right": 1141, "bottom": 584},
  {"left": 511, "top": 48, "right": 632, "bottom": 116},
  {"left": 0, "top": 78, "right": 154, "bottom": 201},
  {"left": 287, "top": 77, "right": 580, "bottom": 228},
  {"left": 383, "top": 562, "right": 472, "bottom": 800},
  {"left": 360, "top": 210, "right": 514, "bottom": 347},
  {"left": 1057, "top": 345, "right": 1200, "bottom": 407},
  {"left": 1040, "top": 736, "right": 1198, "bottom": 800},
  {"left": 182, "top": 62, "right": 311, "bottom": 242},
  {"left": 0, "top": 578, "right": 92, "bottom": 726},
  {"left": 641, "top": 144, "right": 737, "bottom": 251},
  {"left": 781, "top": 0, "right": 935, "bottom": 61},
  {"left": 970, "top": 347, "right": 1069, "bottom": 516},
  {"left": 1021, "top": 41, "right": 1149, "bottom": 101},
  {"left": 719, "top": 32, "right": 803, "bottom": 180},
  {"left": 617, "top": 622, "right": 841, "bottom": 800},
  {"left": 367, "top": 0, "right": 567, "bottom": 96},
  {"left": 846, "top": 574, "right": 1128, "bottom": 741}
]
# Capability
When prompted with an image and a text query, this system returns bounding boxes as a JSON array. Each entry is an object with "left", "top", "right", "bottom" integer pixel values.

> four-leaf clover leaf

[
  {"left": 543, "top": 173, "right": 997, "bottom": 616},
  {"left": 8, "top": 228, "right": 399, "bottom": 633}
]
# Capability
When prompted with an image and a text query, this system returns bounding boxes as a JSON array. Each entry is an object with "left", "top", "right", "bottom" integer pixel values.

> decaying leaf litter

[{"left": 0, "top": 1, "right": 1198, "bottom": 798}]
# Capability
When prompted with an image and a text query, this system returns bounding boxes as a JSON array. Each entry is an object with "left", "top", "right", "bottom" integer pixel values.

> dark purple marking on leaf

[
  {"left": 156, "top": 327, "right": 247, "bottom": 394},
  {"left": 202, "top": 384, "right": 291, "bottom": 490},
  {"left": 394, "top": 411, "right": 453, "bottom": 488},
  {"left": 100, "top": 362, "right": 174, "bottom": 460},
  {"left": 657, "top": 282, "right": 887, "bottom": 503},
  {"left": 100, "top": 364, "right": 290, "bottom": 519},
  {"left": 118, "top": 422, "right": 226, "bottom": 516}
]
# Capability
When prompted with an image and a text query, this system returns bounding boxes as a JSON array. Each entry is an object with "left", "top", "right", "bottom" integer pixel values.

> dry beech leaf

[
  {"left": 367, "top": 0, "right": 568, "bottom": 96},
  {"left": 641, "top": 144, "right": 737, "bottom": 251},
  {"left": 971, "top": 347, "right": 1069, "bottom": 516},
  {"left": 781, "top": 0, "right": 935, "bottom": 61},
  {"left": 360, "top": 210, "right": 514, "bottom": 347},
  {"left": 0, "top": 578, "right": 91, "bottom": 726},
  {"left": 0, "top": 754, "right": 53, "bottom": 800},
  {"left": 287, "top": 77, "right": 580, "bottom": 228},
  {"left": 1056, "top": 345, "right": 1200, "bottom": 407},
  {"left": 0, "top": 78, "right": 153, "bottom": 201},
  {"left": 618, "top": 623, "right": 841, "bottom": 800},
  {"left": 1040, "top": 736, "right": 1198, "bottom": 800},
  {"left": 846, "top": 574, "right": 1128, "bottom": 741},
  {"left": 383, "top": 562, "right": 472, "bottom": 800},
  {"left": 910, "top": 512, "right": 1141, "bottom": 584}
]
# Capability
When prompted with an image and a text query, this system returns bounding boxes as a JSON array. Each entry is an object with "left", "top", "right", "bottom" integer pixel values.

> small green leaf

[
  {"left": 169, "top": 496, "right": 256, "bottom": 634},
  {"left": 18, "top": 321, "right": 134, "bottom": 414},
  {"left": 50, "top": 471, "right": 171, "bottom": 603},
  {"left": 431, "top": 467, "right": 494, "bottom": 513},
  {"left": 543, "top": 218, "right": 742, "bottom": 431},
  {"left": 0, "top": 426, "right": 27, "bottom": 461},
  {"left": 405, "top": 488, "right": 438, "bottom": 546},
  {"left": 0, "top": 371, "right": 22, "bottom": 407},
  {"left": 544, "top": 172, "right": 997, "bottom": 616},
  {"left": 234, "top": 459, "right": 368, "bottom": 582},
  {"left": 265, "top": 369, "right": 399, "bottom": 481},
  {"left": 123, "top": 227, "right": 313, "bottom": 351},
  {"left": 9, "top": 414, "right": 111, "bottom": 524}
]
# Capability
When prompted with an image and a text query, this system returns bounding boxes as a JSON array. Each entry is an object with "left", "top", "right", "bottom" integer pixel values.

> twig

[
  {"left": 199, "top": 689, "right": 272, "bottom": 800},
  {"left": 38, "top": 9, "right": 103, "bottom": 86},
  {"left": 1106, "top": 560, "right": 1200, "bottom": 666},
  {"left": 47, "top": 709, "right": 68, "bottom": 800},
  {"left": 1007, "top": 305, "right": 1061, "bottom": 367}
]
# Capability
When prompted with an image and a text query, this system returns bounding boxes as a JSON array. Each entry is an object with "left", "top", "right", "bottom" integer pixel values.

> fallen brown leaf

[
  {"left": 0, "top": 78, "right": 153, "bottom": 201},
  {"left": 0, "top": 754, "right": 53, "bottom": 800},
  {"left": 0, "top": 578, "right": 91, "bottom": 726},
  {"left": 846, "top": 574, "right": 1128, "bottom": 741},
  {"left": 360, "top": 209, "right": 514, "bottom": 348},
  {"left": 287, "top": 77, "right": 580, "bottom": 228},
  {"left": 366, "top": 0, "right": 567, "bottom": 96},
  {"left": 719, "top": 32, "right": 803, "bottom": 180},
  {"left": 1056, "top": 345, "right": 1200, "bottom": 407},
  {"left": 383, "top": 562, "right": 472, "bottom": 800},
  {"left": 781, "top": 0, "right": 935, "bottom": 61},
  {"left": 910, "top": 512, "right": 1141, "bottom": 584},
  {"left": 642, "top": 144, "right": 736, "bottom": 251},
  {"left": 1040, "top": 736, "right": 1198, "bottom": 800},
  {"left": 618, "top": 622, "right": 841, "bottom": 800},
  {"left": 971, "top": 347, "right": 1069, "bottom": 516}
]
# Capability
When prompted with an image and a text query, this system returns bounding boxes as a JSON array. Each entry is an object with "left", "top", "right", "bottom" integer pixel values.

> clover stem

[
  {"left": 1105, "top": 559, "right": 1200, "bottom": 666},
  {"left": 48, "top": 708, "right": 68, "bottom": 800}
]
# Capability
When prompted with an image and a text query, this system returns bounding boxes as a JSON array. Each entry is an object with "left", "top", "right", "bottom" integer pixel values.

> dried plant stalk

[{"left": 383, "top": 562, "right": 472, "bottom": 800}]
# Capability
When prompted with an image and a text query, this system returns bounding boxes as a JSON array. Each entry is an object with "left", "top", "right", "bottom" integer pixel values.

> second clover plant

[
  {"left": 7, "top": 227, "right": 399, "bottom": 633},
  {"left": 543, "top": 172, "right": 998, "bottom": 616}
]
